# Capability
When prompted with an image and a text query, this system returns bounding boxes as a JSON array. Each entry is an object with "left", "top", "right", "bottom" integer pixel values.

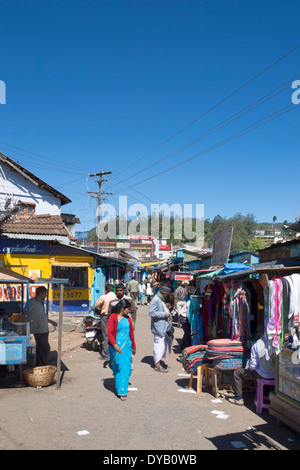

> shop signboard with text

[
  {"left": 0, "top": 283, "right": 47, "bottom": 302},
  {"left": 173, "top": 272, "right": 192, "bottom": 281}
]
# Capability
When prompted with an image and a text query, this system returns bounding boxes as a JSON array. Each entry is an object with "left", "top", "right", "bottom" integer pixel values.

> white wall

[{"left": 0, "top": 163, "right": 62, "bottom": 215}]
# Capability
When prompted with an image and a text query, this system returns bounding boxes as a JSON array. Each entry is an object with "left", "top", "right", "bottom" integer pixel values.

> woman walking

[{"left": 107, "top": 298, "right": 136, "bottom": 400}]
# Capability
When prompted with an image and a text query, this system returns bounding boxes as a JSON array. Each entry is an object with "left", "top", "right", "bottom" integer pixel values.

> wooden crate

[{"left": 269, "top": 392, "right": 300, "bottom": 433}]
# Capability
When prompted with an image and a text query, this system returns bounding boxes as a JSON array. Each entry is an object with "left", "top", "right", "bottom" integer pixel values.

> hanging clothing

[
  {"left": 251, "top": 278, "right": 265, "bottom": 327},
  {"left": 188, "top": 297, "right": 204, "bottom": 345}
]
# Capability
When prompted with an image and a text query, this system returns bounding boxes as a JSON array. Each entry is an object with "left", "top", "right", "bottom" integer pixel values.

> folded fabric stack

[
  {"left": 205, "top": 339, "right": 249, "bottom": 371},
  {"left": 179, "top": 344, "right": 209, "bottom": 374}
]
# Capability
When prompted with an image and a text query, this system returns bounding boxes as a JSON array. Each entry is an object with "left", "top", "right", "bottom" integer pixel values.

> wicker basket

[{"left": 24, "top": 366, "right": 57, "bottom": 387}]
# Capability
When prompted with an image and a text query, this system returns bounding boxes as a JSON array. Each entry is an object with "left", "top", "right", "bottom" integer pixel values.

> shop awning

[
  {"left": 140, "top": 261, "right": 162, "bottom": 267},
  {"left": 0, "top": 266, "right": 32, "bottom": 282},
  {"left": 196, "top": 269, "right": 223, "bottom": 278}
]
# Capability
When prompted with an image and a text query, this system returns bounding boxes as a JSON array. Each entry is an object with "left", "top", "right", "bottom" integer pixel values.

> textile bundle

[
  {"left": 180, "top": 339, "right": 249, "bottom": 373},
  {"left": 179, "top": 344, "right": 209, "bottom": 374},
  {"left": 205, "top": 339, "right": 249, "bottom": 371}
]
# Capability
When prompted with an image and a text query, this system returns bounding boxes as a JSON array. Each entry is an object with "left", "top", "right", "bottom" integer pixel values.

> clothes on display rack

[
  {"left": 265, "top": 273, "right": 300, "bottom": 355},
  {"left": 188, "top": 297, "right": 204, "bottom": 345},
  {"left": 195, "top": 281, "right": 253, "bottom": 344},
  {"left": 186, "top": 272, "right": 300, "bottom": 359}
]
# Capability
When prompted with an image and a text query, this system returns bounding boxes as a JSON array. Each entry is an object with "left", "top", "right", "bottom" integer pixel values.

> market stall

[
  {"left": 184, "top": 263, "right": 300, "bottom": 427},
  {"left": 0, "top": 269, "right": 68, "bottom": 389},
  {"left": 0, "top": 267, "right": 32, "bottom": 368},
  {"left": 38, "top": 278, "right": 68, "bottom": 390}
]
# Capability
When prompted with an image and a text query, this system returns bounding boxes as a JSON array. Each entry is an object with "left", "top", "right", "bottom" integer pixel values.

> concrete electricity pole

[{"left": 88, "top": 171, "right": 113, "bottom": 254}]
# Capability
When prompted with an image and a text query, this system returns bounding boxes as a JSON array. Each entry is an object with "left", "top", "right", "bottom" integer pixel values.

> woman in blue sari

[{"left": 107, "top": 299, "right": 136, "bottom": 401}]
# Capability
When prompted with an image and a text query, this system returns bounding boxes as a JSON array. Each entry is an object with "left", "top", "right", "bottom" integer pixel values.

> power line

[
  {"left": 0, "top": 140, "right": 95, "bottom": 173},
  {"left": 107, "top": 74, "right": 298, "bottom": 191},
  {"left": 121, "top": 103, "right": 299, "bottom": 188},
  {"left": 113, "top": 44, "right": 300, "bottom": 177}
]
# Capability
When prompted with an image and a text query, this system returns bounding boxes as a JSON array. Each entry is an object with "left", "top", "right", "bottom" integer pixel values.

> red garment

[{"left": 107, "top": 313, "right": 136, "bottom": 351}]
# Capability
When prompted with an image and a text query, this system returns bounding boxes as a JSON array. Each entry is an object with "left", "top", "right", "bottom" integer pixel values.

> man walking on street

[
  {"left": 109, "top": 283, "right": 137, "bottom": 329},
  {"left": 149, "top": 285, "right": 172, "bottom": 373},
  {"left": 128, "top": 277, "right": 139, "bottom": 305},
  {"left": 94, "top": 283, "right": 117, "bottom": 360}
]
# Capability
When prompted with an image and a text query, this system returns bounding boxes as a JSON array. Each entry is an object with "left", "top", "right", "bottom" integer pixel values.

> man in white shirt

[{"left": 29, "top": 286, "right": 57, "bottom": 366}]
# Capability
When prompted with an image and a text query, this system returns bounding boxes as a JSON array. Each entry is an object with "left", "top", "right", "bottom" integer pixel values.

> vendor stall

[
  {"left": 0, "top": 268, "right": 68, "bottom": 389},
  {"left": 187, "top": 264, "right": 300, "bottom": 427},
  {"left": 0, "top": 266, "right": 32, "bottom": 367}
]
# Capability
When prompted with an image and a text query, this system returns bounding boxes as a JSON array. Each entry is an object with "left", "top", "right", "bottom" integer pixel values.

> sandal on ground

[
  {"left": 118, "top": 395, "right": 127, "bottom": 401},
  {"left": 154, "top": 366, "right": 168, "bottom": 373},
  {"left": 160, "top": 360, "right": 168, "bottom": 369}
]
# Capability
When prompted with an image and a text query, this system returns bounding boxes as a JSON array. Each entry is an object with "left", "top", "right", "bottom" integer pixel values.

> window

[
  {"left": 19, "top": 203, "right": 36, "bottom": 217},
  {"left": 52, "top": 266, "right": 88, "bottom": 288}
]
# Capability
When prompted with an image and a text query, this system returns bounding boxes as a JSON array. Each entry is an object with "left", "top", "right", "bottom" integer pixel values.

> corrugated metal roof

[{"left": 3, "top": 233, "right": 70, "bottom": 242}]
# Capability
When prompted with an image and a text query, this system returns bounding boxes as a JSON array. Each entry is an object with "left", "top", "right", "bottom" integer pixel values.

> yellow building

[{"left": 0, "top": 214, "right": 130, "bottom": 314}]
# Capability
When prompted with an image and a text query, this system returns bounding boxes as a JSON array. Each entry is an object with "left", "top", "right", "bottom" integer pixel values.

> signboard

[
  {"left": 52, "top": 288, "right": 89, "bottom": 302},
  {"left": 75, "top": 231, "right": 89, "bottom": 240},
  {"left": 0, "top": 283, "right": 47, "bottom": 302},
  {"left": 159, "top": 245, "right": 171, "bottom": 250},
  {"left": 174, "top": 272, "right": 192, "bottom": 281},
  {"left": 130, "top": 235, "right": 152, "bottom": 240},
  {"left": 0, "top": 240, "right": 49, "bottom": 255},
  {"left": 116, "top": 242, "right": 130, "bottom": 249},
  {"left": 210, "top": 227, "right": 234, "bottom": 267}
]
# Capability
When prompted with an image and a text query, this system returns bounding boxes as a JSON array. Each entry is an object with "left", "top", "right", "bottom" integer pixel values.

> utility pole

[{"left": 88, "top": 171, "right": 113, "bottom": 254}]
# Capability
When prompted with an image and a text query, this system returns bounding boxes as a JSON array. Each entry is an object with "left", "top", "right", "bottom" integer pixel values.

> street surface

[{"left": 0, "top": 305, "right": 299, "bottom": 452}]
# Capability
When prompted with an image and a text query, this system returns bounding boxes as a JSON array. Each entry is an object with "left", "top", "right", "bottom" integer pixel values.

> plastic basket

[{"left": 24, "top": 365, "right": 57, "bottom": 387}]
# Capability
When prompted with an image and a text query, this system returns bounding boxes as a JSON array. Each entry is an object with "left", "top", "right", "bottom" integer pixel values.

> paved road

[{"left": 0, "top": 305, "right": 299, "bottom": 452}]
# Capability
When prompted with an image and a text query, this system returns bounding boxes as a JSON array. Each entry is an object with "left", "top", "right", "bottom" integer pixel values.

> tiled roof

[{"left": 0, "top": 214, "right": 71, "bottom": 238}]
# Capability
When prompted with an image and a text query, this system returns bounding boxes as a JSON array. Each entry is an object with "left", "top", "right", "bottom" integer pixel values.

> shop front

[
  {"left": 0, "top": 238, "right": 132, "bottom": 315},
  {"left": 50, "top": 261, "right": 92, "bottom": 313}
]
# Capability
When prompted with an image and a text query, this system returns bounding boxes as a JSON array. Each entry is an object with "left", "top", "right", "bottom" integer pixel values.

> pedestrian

[
  {"left": 228, "top": 325, "right": 275, "bottom": 406},
  {"left": 127, "top": 276, "right": 139, "bottom": 305},
  {"left": 174, "top": 281, "right": 188, "bottom": 311},
  {"left": 179, "top": 300, "right": 191, "bottom": 352},
  {"left": 149, "top": 285, "right": 172, "bottom": 373},
  {"left": 94, "top": 283, "right": 117, "bottom": 360},
  {"left": 107, "top": 298, "right": 136, "bottom": 401},
  {"left": 146, "top": 279, "right": 153, "bottom": 305},
  {"left": 109, "top": 283, "right": 137, "bottom": 329},
  {"left": 138, "top": 281, "right": 146, "bottom": 305},
  {"left": 28, "top": 286, "right": 57, "bottom": 366},
  {"left": 153, "top": 281, "right": 160, "bottom": 295}
]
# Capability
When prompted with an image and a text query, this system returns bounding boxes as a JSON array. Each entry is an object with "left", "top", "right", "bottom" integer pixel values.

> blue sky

[{"left": 0, "top": 0, "right": 299, "bottom": 231}]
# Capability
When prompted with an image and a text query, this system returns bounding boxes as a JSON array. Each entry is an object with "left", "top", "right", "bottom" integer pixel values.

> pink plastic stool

[{"left": 254, "top": 378, "right": 275, "bottom": 415}]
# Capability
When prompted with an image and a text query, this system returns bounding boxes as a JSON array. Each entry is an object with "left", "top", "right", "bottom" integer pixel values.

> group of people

[
  {"left": 28, "top": 279, "right": 276, "bottom": 407},
  {"left": 94, "top": 280, "right": 173, "bottom": 398}
]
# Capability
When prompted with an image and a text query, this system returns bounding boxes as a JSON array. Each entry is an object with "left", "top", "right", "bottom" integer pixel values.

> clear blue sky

[{"left": 0, "top": 0, "right": 299, "bottom": 231}]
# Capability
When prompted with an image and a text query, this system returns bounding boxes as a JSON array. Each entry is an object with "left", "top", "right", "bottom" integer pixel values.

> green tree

[{"left": 248, "top": 237, "right": 265, "bottom": 253}]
